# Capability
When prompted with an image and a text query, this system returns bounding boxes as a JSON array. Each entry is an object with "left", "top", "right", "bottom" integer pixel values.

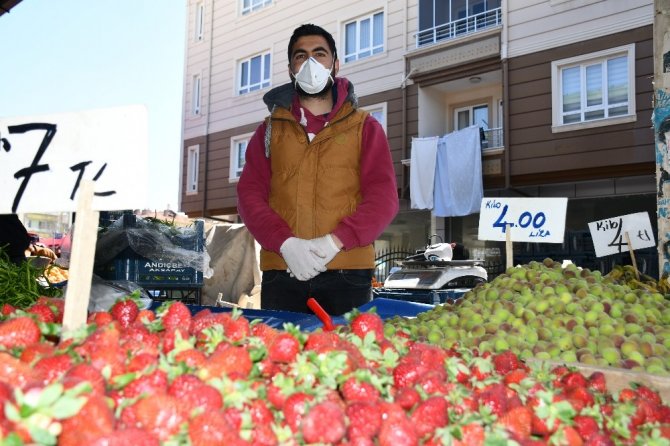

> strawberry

[
  {"left": 477, "top": 383, "right": 508, "bottom": 417},
  {"left": 251, "top": 321, "right": 279, "bottom": 347},
  {"left": 136, "top": 308, "right": 156, "bottom": 323},
  {"left": 410, "top": 396, "right": 449, "bottom": 438},
  {"left": 174, "top": 348, "right": 207, "bottom": 369},
  {"left": 378, "top": 416, "right": 419, "bottom": 446},
  {"left": 583, "top": 432, "right": 615, "bottom": 446},
  {"left": 586, "top": 371, "right": 607, "bottom": 394},
  {"left": 121, "top": 369, "right": 168, "bottom": 399},
  {"left": 456, "top": 422, "right": 486, "bottom": 446},
  {"left": 200, "top": 343, "right": 252, "bottom": 380},
  {"left": 62, "top": 363, "right": 107, "bottom": 395},
  {"left": 268, "top": 332, "right": 301, "bottom": 363},
  {"left": 498, "top": 406, "right": 533, "bottom": 439},
  {"left": 59, "top": 393, "right": 115, "bottom": 446},
  {"left": 0, "top": 351, "right": 39, "bottom": 387},
  {"left": 565, "top": 385, "right": 595, "bottom": 412},
  {"left": 417, "top": 369, "right": 450, "bottom": 395},
  {"left": 134, "top": 394, "right": 188, "bottom": 441},
  {"left": 394, "top": 386, "right": 421, "bottom": 410},
  {"left": 341, "top": 376, "right": 381, "bottom": 402},
  {"left": 188, "top": 411, "right": 242, "bottom": 446},
  {"left": 304, "top": 330, "right": 340, "bottom": 353},
  {"left": 159, "top": 301, "right": 192, "bottom": 331},
  {"left": 492, "top": 350, "right": 522, "bottom": 375},
  {"left": 504, "top": 368, "right": 528, "bottom": 386},
  {"left": 635, "top": 383, "right": 662, "bottom": 405},
  {"left": 110, "top": 298, "right": 139, "bottom": 328},
  {"left": 618, "top": 388, "right": 636, "bottom": 402},
  {"left": 1, "top": 303, "right": 16, "bottom": 316},
  {"left": 19, "top": 342, "right": 55, "bottom": 364},
  {"left": 0, "top": 316, "right": 41, "bottom": 349},
  {"left": 33, "top": 353, "right": 73, "bottom": 384},
  {"left": 282, "top": 391, "right": 313, "bottom": 432},
  {"left": 346, "top": 401, "right": 383, "bottom": 439},
  {"left": 222, "top": 311, "right": 251, "bottom": 342},
  {"left": 561, "top": 371, "right": 588, "bottom": 390},
  {"left": 573, "top": 415, "right": 599, "bottom": 441},
  {"left": 168, "top": 374, "right": 222, "bottom": 415},
  {"left": 393, "top": 360, "right": 429, "bottom": 389},
  {"left": 126, "top": 352, "right": 159, "bottom": 373},
  {"left": 301, "top": 400, "right": 346, "bottom": 444},
  {"left": 89, "top": 427, "right": 160, "bottom": 446},
  {"left": 552, "top": 425, "right": 583, "bottom": 446},
  {"left": 350, "top": 311, "right": 385, "bottom": 341},
  {"left": 26, "top": 302, "right": 56, "bottom": 323},
  {"left": 88, "top": 311, "right": 114, "bottom": 326},
  {"left": 251, "top": 423, "right": 277, "bottom": 446}
]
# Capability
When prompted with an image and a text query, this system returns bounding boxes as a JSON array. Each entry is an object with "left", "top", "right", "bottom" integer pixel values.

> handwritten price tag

[
  {"left": 0, "top": 105, "right": 148, "bottom": 213},
  {"left": 478, "top": 197, "right": 567, "bottom": 243},
  {"left": 588, "top": 212, "right": 655, "bottom": 257}
]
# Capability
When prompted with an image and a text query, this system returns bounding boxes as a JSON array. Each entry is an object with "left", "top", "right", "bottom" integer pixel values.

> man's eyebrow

[{"left": 292, "top": 46, "right": 330, "bottom": 57}]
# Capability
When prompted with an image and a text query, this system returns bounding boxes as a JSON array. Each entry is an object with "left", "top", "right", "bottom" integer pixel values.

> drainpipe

[
  {"left": 201, "top": 0, "right": 215, "bottom": 218},
  {"left": 501, "top": 0, "right": 511, "bottom": 189},
  {"left": 400, "top": 66, "right": 417, "bottom": 200}
]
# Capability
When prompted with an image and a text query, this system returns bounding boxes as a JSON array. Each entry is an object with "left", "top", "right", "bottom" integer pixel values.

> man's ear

[{"left": 333, "top": 59, "right": 340, "bottom": 76}]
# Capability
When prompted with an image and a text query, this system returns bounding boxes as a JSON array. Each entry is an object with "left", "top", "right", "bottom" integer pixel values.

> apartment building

[{"left": 180, "top": 0, "right": 656, "bottom": 277}]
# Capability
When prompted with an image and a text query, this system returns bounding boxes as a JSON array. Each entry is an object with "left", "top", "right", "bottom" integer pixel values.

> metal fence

[
  {"left": 416, "top": 7, "right": 502, "bottom": 47},
  {"left": 374, "top": 246, "right": 414, "bottom": 284}
]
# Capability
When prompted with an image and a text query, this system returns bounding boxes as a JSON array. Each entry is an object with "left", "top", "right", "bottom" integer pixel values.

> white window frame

[
  {"left": 454, "top": 103, "right": 489, "bottom": 131},
  {"left": 237, "top": 52, "right": 272, "bottom": 95},
  {"left": 192, "top": 73, "right": 201, "bottom": 116},
  {"left": 362, "top": 102, "right": 387, "bottom": 132},
  {"left": 343, "top": 11, "right": 385, "bottom": 63},
  {"left": 551, "top": 44, "right": 636, "bottom": 133},
  {"left": 194, "top": 2, "right": 205, "bottom": 42},
  {"left": 229, "top": 133, "right": 253, "bottom": 182},
  {"left": 240, "top": 0, "right": 272, "bottom": 16},
  {"left": 186, "top": 145, "right": 200, "bottom": 195}
]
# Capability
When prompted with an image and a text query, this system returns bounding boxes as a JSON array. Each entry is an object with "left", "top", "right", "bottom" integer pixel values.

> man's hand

[
  {"left": 280, "top": 237, "right": 327, "bottom": 281},
  {"left": 309, "top": 234, "right": 341, "bottom": 267},
  {"left": 30, "top": 244, "right": 57, "bottom": 260}
]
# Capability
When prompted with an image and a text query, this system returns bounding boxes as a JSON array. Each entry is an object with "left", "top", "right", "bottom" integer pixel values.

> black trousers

[{"left": 260, "top": 269, "right": 373, "bottom": 316}]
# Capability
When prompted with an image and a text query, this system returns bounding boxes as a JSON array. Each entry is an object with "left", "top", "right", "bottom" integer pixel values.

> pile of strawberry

[{"left": 0, "top": 297, "right": 669, "bottom": 445}]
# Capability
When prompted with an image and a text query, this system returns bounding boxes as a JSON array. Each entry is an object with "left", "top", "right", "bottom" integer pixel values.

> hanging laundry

[
  {"left": 434, "top": 125, "right": 483, "bottom": 217},
  {"left": 409, "top": 136, "right": 439, "bottom": 209}
]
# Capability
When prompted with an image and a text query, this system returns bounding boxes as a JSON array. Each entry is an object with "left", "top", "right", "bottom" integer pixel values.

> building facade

[{"left": 180, "top": 0, "right": 657, "bottom": 278}]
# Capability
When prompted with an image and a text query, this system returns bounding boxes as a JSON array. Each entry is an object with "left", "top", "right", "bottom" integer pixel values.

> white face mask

[{"left": 292, "top": 57, "right": 333, "bottom": 95}]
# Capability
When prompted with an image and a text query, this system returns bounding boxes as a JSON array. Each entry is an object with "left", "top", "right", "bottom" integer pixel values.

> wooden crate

[{"left": 527, "top": 358, "right": 670, "bottom": 403}]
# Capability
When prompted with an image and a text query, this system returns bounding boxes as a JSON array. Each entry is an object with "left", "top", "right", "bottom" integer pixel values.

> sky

[{"left": 0, "top": 1, "right": 186, "bottom": 211}]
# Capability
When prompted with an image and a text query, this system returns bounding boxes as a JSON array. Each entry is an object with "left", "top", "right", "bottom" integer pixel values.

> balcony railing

[
  {"left": 481, "top": 127, "right": 503, "bottom": 150},
  {"left": 416, "top": 7, "right": 502, "bottom": 47}
]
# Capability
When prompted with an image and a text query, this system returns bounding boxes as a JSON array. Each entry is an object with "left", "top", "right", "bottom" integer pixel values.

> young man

[{"left": 237, "top": 24, "right": 399, "bottom": 315}]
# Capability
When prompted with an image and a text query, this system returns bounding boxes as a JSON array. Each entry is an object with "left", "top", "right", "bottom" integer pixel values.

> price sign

[
  {"left": 588, "top": 212, "right": 655, "bottom": 257},
  {"left": 478, "top": 197, "right": 567, "bottom": 243},
  {"left": 0, "top": 105, "right": 148, "bottom": 213}
]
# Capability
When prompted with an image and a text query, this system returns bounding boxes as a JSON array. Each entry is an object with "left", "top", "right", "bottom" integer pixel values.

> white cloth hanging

[
  {"left": 409, "top": 136, "right": 439, "bottom": 209},
  {"left": 434, "top": 125, "right": 483, "bottom": 217}
]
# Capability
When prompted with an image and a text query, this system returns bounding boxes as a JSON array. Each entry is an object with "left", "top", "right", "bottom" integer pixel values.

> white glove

[
  {"left": 309, "top": 234, "right": 341, "bottom": 267},
  {"left": 280, "top": 237, "right": 327, "bottom": 281}
]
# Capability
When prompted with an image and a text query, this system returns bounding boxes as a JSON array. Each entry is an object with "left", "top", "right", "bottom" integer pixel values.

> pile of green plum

[{"left": 384, "top": 258, "right": 670, "bottom": 375}]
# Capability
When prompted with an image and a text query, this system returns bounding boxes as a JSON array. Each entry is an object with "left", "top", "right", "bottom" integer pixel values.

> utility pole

[{"left": 654, "top": 0, "right": 670, "bottom": 278}]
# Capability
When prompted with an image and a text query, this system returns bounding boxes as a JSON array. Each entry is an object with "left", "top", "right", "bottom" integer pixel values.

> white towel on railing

[
  {"left": 409, "top": 136, "right": 439, "bottom": 209},
  {"left": 434, "top": 125, "right": 483, "bottom": 217}
]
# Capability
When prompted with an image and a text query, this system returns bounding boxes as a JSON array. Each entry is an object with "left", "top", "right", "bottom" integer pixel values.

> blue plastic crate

[{"left": 373, "top": 288, "right": 468, "bottom": 305}]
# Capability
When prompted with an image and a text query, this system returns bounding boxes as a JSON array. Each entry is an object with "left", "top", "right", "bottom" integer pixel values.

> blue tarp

[{"left": 150, "top": 298, "right": 434, "bottom": 331}]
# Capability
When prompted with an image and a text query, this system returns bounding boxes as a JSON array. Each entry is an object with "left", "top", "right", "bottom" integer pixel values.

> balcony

[
  {"left": 481, "top": 126, "right": 503, "bottom": 151},
  {"left": 416, "top": 7, "right": 502, "bottom": 47}
]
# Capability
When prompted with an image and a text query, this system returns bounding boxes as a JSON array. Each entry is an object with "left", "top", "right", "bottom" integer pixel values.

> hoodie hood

[{"left": 262, "top": 77, "right": 358, "bottom": 113}]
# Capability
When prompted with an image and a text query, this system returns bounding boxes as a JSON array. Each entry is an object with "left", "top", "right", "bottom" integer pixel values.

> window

[
  {"left": 344, "top": 12, "right": 384, "bottom": 63},
  {"left": 241, "top": 0, "right": 271, "bottom": 15},
  {"left": 192, "top": 74, "right": 201, "bottom": 115},
  {"left": 186, "top": 145, "right": 199, "bottom": 195},
  {"left": 362, "top": 102, "right": 387, "bottom": 132},
  {"left": 551, "top": 44, "right": 636, "bottom": 131},
  {"left": 454, "top": 104, "right": 488, "bottom": 131},
  {"left": 417, "top": 0, "right": 502, "bottom": 46},
  {"left": 194, "top": 2, "right": 204, "bottom": 41},
  {"left": 238, "top": 52, "right": 271, "bottom": 95},
  {"left": 230, "top": 134, "right": 251, "bottom": 181}
]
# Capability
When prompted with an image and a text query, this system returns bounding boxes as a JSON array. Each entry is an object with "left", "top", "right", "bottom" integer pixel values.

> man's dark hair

[{"left": 287, "top": 24, "right": 337, "bottom": 62}]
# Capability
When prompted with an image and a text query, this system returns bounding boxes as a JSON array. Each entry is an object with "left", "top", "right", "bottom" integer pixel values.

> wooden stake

[
  {"left": 506, "top": 223, "right": 513, "bottom": 270},
  {"left": 62, "top": 181, "right": 100, "bottom": 335},
  {"left": 624, "top": 231, "right": 640, "bottom": 280}
]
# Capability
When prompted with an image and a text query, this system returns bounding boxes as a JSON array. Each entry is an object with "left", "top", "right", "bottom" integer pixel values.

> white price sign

[
  {"left": 478, "top": 197, "right": 567, "bottom": 243},
  {"left": 588, "top": 212, "right": 655, "bottom": 258},
  {"left": 0, "top": 105, "right": 148, "bottom": 213}
]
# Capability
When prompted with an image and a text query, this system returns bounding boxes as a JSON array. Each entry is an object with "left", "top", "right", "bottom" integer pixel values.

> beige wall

[{"left": 507, "top": 0, "right": 652, "bottom": 58}]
